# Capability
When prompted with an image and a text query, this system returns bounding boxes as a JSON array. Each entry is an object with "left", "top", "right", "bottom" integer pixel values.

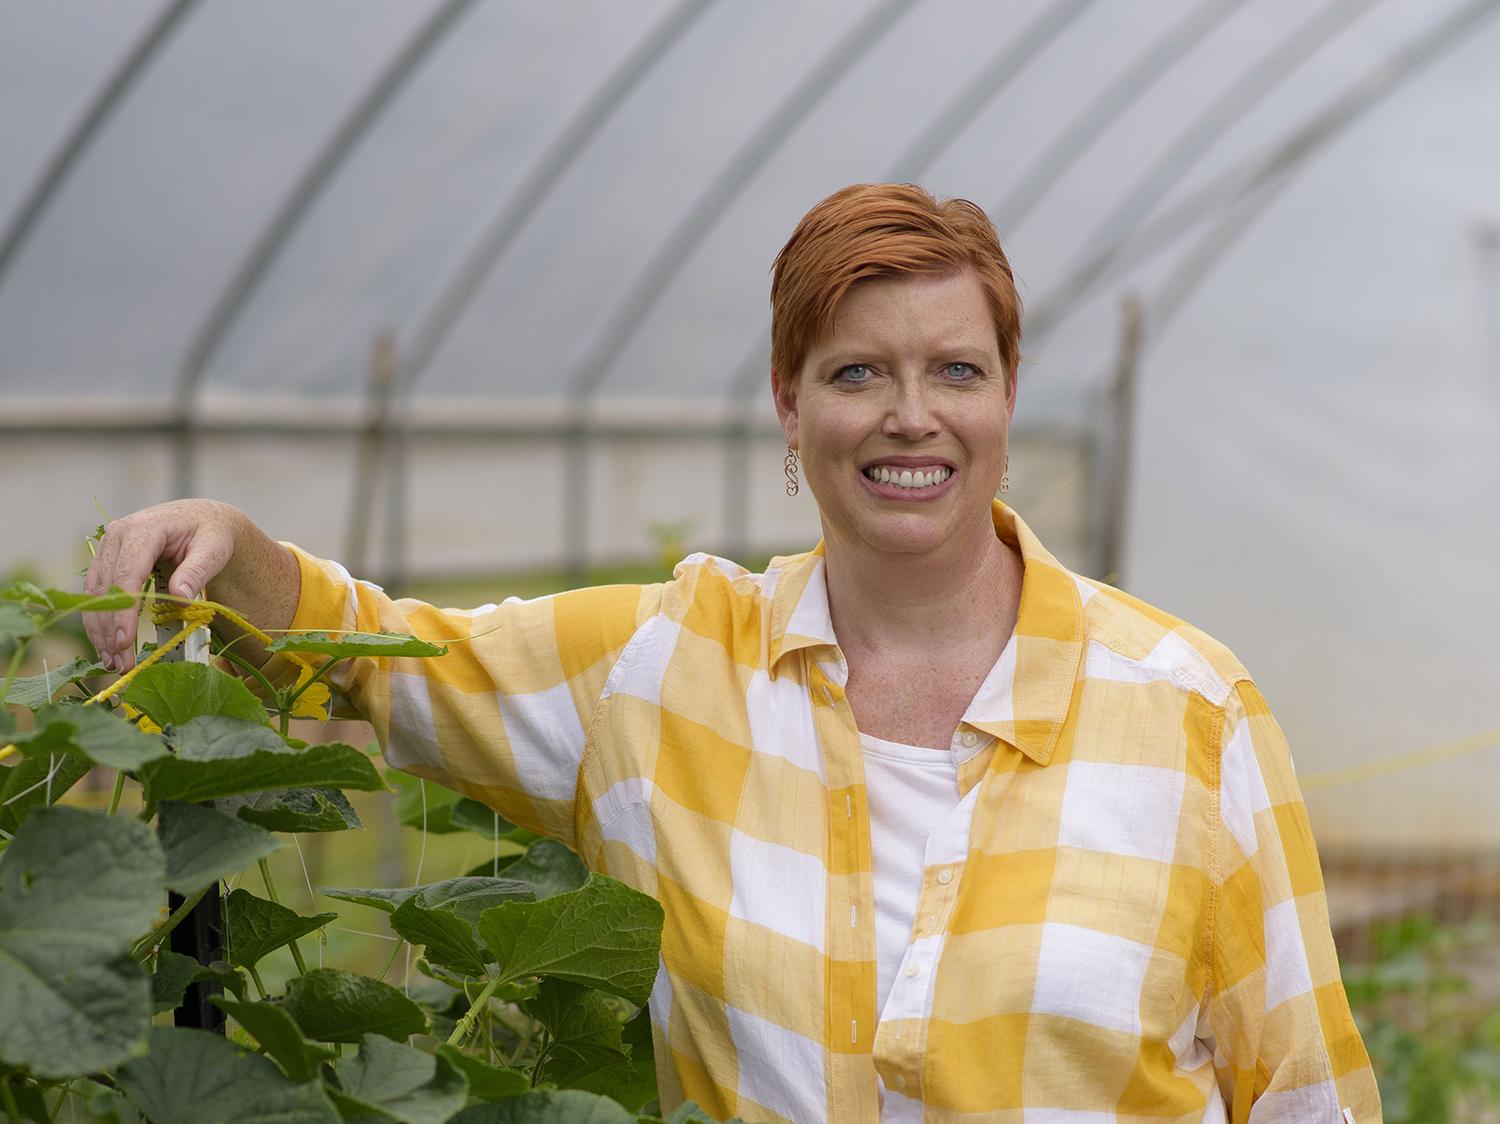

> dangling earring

[
  {"left": 1000, "top": 454, "right": 1010, "bottom": 494},
  {"left": 784, "top": 447, "right": 800, "bottom": 496}
]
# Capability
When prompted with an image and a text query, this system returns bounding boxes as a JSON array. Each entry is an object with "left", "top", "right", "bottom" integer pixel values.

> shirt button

[
  {"left": 905, "top": 963, "right": 919, "bottom": 977},
  {"left": 961, "top": 730, "right": 979, "bottom": 748},
  {"left": 894, "top": 1075, "right": 907, "bottom": 1090},
  {"left": 937, "top": 868, "right": 953, "bottom": 884}
]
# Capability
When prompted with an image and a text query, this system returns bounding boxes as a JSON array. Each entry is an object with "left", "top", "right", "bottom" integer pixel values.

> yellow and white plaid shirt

[{"left": 283, "top": 501, "right": 1379, "bottom": 1122}]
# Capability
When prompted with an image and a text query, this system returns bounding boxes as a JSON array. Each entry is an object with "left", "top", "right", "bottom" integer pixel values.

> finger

[
  {"left": 166, "top": 528, "right": 232, "bottom": 604},
  {"left": 108, "top": 522, "right": 170, "bottom": 672},
  {"left": 83, "top": 526, "right": 125, "bottom": 668}
]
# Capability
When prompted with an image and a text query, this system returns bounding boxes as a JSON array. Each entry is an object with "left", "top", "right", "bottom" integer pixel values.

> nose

[{"left": 882, "top": 374, "right": 940, "bottom": 440}]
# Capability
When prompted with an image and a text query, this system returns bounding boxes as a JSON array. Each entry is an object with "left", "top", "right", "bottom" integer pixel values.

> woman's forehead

[{"left": 816, "top": 270, "right": 999, "bottom": 355}]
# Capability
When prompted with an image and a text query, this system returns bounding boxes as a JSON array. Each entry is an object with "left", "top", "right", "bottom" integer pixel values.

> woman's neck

[{"left": 821, "top": 515, "right": 1023, "bottom": 661}]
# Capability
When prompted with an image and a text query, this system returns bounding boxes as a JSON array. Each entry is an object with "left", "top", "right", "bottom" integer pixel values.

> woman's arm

[{"left": 1202, "top": 679, "right": 1382, "bottom": 1122}]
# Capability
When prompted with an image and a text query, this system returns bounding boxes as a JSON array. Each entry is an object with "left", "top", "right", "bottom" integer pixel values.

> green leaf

[
  {"left": 191, "top": 959, "right": 249, "bottom": 1001},
  {"left": 115, "top": 1026, "right": 340, "bottom": 1124},
  {"left": 143, "top": 717, "right": 385, "bottom": 804},
  {"left": 2, "top": 655, "right": 106, "bottom": 709},
  {"left": 569, "top": 1008, "right": 658, "bottom": 1112},
  {"left": 0, "top": 584, "right": 135, "bottom": 614},
  {"left": 217, "top": 786, "right": 364, "bottom": 833},
  {"left": 666, "top": 1103, "right": 746, "bottom": 1124},
  {"left": 432, "top": 1045, "right": 530, "bottom": 1101},
  {"left": 450, "top": 797, "right": 521, "bottom": 837},
  {"left": 321, "top": 876, "right": 533, "bottom": 917},
  {"left": 157, "top": 800, "right": 282, "bottom": 895},
  {"left": 268, "top": 631, "right": 448, "bottom": 658},
  {"left": 224, "top": 889, "right": 336, "bottom": 970},
  {"left": 528, "top": 980, "right": 628, "bottom": 1089},
  {"left": 390, "top": 897, "right": 486, "bottom": 977},
  {"left": 329, "top": 1034, "right": 468, "bottom": 1124},
  {"left": 0, "top": 807, "right": 163, "bottom": 1077},
  {"left": 448, "top": 1090, "right": 636, "bottom": 1123},
  {"left": 0, "top": 603, "right": 38, "bottom": 644},
  {"left": 123, "top": 661, "right": 268, "bottom": 727},
  {"left": 478, "top": 874, "right": 664, "bottom": 1006},
  {"left": 496, "top": 840, "right": 588, "bottom": 901},
  {"left": 9, "top": 703, "right": 170, "bottom": 770},
  {"left": 389, "top": 770, "right": 465, "bottom": 833},
  {"left": 0, "top": 751, "right": 92, "bottom": 835},
  {"left": 151, "top": 949, "right": 202, "bottom": 1015},
  {"left": 276, "top": 968, "right": 429, "bottom": 1044},
  {"left": 209, "top": 995, "right": 337, "bottom": 1083},
  {"left": 85, "top": 1086, "right": 146, "bottom": 1124}
]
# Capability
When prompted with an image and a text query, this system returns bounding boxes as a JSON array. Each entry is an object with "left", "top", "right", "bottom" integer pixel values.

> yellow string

[
  {"left": 0, "top": 595, "right": 312, "bottom": 763},
  {"left": 1297, "top": 724, "right": 1500, "bottom": 792},
  {"left": 82, "top": 599, "right": 218, "bottom": 707}
]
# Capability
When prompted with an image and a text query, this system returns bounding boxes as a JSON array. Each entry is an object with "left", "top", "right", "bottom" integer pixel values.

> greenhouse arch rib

[
  {"left": 0, "top": 0, "right": 198, "bottom": 294},
  {"left": 375, "top": 0, "right": 716, "bottom": 591},
  {"left": 168, "top": 0, "right": 480, "bottom": 497},
  {"left": 1022, "top": 0, "right": 1380, "bottom": 347},
  {"left": 1136, "top": 0, "right": 1500, "bottom": 346}
]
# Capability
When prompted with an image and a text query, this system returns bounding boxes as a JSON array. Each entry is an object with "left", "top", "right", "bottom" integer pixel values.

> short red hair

[{"left": 770, "top": 183, "right": 1022, "bottom": 386}]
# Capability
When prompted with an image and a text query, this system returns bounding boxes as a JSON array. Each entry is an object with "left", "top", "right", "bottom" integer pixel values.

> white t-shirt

[{"left": 859, "top": 732, "right": 963, "bottom": 1017}]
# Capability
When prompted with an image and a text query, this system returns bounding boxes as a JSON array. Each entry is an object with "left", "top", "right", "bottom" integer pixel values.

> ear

[
  {"left": 771, "top": 368, "right": 799, "bottom": 449},
  {"left": 1005, "top": 366, "right": 1019, "bottom": 424}
]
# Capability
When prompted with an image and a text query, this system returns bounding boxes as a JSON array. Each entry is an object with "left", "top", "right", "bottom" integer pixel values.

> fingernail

[{"left": 115, "top": 627, "right": 127, "bottom": 648}]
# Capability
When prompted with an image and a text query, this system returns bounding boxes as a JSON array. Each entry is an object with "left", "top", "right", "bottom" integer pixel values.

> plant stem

[
  {"left": 1, "top": 1076, "right": 22, "bottom": 1124},
  {"left": 106, "top": 770, "right": 126, "bottom": 816},
  {"left": 506, "top": 1017, "right": 536, "bottom": 1067},
  {"left": 284, "top": 655, "right": 339, "bottom": 710},
  {"left": 446, "top": 974, "right": 505, "bottom": 1048},
  {"left": 212, "top": 644, "right": 280, "bottom": 703},
  {"left": 46, "top": 1081, "right": 70, "bottom": 1123},
  {"left": 247, "top": 963, "right": 268, "bottom": 1001},
  {"left": 131, "top": 885, "right": 209, "bottom": 962},
  {"left": 376, "top": 938, "right": 406, "bottom": 984},
  {"left": 529, "top": 1033, "right": 551, "bottom": 1087},
  {"left": 258, "top": 858, "right": 309, "bottom": 975},
  {"left": 1, "top": 641, "right": 26, "bottom": 711}
]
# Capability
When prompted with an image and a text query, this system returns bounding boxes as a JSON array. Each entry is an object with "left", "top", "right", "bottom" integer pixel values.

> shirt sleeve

[
  {"left": 269, "top": 544, "right": 664, "bottom": 852},
  {"left": 1202, "top": 678, "right": 1382, "bottom": 1122}
]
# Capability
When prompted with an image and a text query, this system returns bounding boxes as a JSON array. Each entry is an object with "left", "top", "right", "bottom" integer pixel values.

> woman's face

[{"left": 773, "top": 268, "right": 1015, "bottom": 559}]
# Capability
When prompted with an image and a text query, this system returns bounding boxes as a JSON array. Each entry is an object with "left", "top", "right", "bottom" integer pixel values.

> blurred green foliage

[{"left": 1344, "top": 915, "right": 1500, "bottom": 1121}]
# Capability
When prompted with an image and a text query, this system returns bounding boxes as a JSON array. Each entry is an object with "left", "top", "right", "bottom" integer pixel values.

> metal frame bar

[
  {"left": 989, "top": 0, "right": 1247, "bottom": 230},
  {"left": 385, "top": 0, "right": 715, "bottom": 406},
  {"left": 546, "top": 0, "right": 917, "bottom": 576},
  {"left": 378, "top": 0, "right": 718, "bottom": 589},
  {"left": 1024, "top": 0, "right": 1382, "bottom": 345},
  {"left": 0, "top": 0, "right": 198, "bottom": 293},
  {"left": 1142, "top": 0, "right": 1500, "bottom": 343},
  {"left": 885, "top": 0, "right": 1099, "bottom": 183},
  {"left": 169, "top": 0, "right": 479, "bottom": 496}
]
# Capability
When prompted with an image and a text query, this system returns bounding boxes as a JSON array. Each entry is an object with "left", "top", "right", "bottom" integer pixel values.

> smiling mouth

[{"left": 861, "top": 465, "right": 952, "bottom": 490}]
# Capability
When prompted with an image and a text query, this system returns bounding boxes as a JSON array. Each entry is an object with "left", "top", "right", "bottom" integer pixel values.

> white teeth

[{"left": 864, "top": 466, "right": 951, "bottom": 489}]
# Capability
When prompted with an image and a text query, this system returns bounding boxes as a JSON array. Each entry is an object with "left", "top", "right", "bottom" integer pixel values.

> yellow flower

[
  {"left": 121, "top": 703, "right": 162, "bottom": 736},
  {"left": 290, "top": 665, "right": 331, "bottom": 720}
]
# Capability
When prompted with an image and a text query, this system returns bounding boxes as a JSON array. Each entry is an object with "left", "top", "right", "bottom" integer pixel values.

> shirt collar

[{"left": 767, "top": 500, "right": 1085, "bottom": 766}]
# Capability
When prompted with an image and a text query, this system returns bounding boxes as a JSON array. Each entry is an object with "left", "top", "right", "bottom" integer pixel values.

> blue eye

[
  {"left": 836, "top": 364, "right": 872, "bottom": 383},
  {"left": 942, "top": 362, "right": 977, "bottom": 379}
]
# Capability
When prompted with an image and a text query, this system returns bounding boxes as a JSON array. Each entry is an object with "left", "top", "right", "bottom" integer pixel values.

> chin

[{"left": 853, "top": 513, "right": 951, "bottom": 556}]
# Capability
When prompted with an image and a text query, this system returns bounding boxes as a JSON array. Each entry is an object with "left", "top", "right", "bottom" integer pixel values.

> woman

[{"left": 85, "top": 184, "right": 1379, "bottom": 1121}]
